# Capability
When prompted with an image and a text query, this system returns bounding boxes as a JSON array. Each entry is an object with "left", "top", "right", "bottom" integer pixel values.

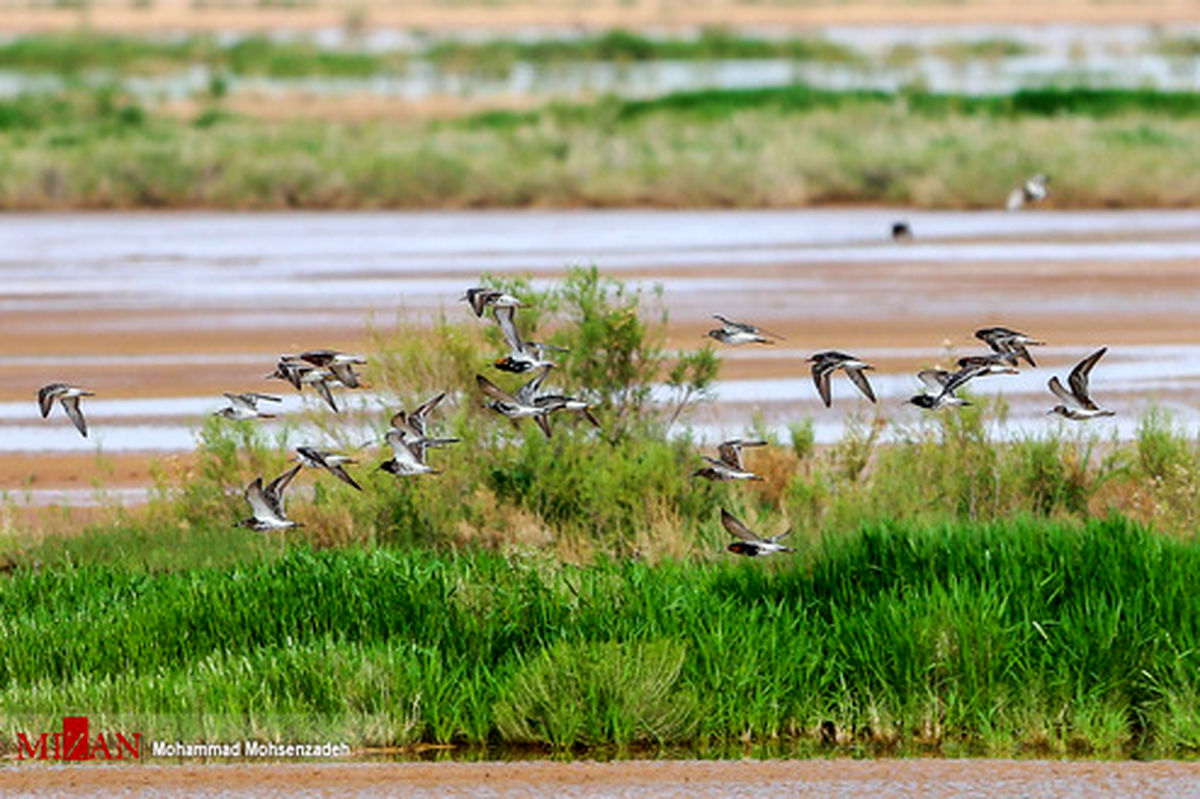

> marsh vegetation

[
  {"left": 3, "top": 84, "right": 1200, "bottom": 209},
  {"left": 3, "top": 270, "right": 1200, "bottom": 757}
]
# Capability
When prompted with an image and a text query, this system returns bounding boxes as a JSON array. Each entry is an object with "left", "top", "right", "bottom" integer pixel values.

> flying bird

[
  {"left": 290, "top": 350, "right": 367, "bottom": 389},
  {"left": 908, "top": 369, "right": 971, "bottom": 410},
  {"left": 1047, "top": 347, "right": 1115, "bottom": 420},
  {"left": 693, "top": 439, "right": 767, "bottom": 481},
  {"left": 379, "top": 430, "right": 439, "bottom": 477},
  {"left": 808, "top": 351, "right": 876, "bottom": 408},
  {"left": 477, "top": 368, "right": 563, "bottom": 438},
  {"left": 975, "top": 327, "right": 1045, "bottom": 367},
  {"left": 492, "top": 305, "right": 566, "bottom": 374},
  {"left": 295, "top": 446, "right": 362, "bottom": 491},
  {"left": 1006, "top": 173, "right": 1049, "bottom": 211},
  {"left": 240, "top": 464, "right": 302, "bottom": 531},
  {"left": 955, "top": 351, "right": 1021, "bottom": 376},
  {"left": 37, "top": 383, "right": 94, "bottom": 438},
  {"left": 705, "top": 314, "right": 783, "bottom": 346},
  {"left": 722, "top": 509, "right": 793, "bottom": 557},
  {"left": 215, "top": 392, "right": 282, "bottom": 421},
  {"left": 461, "top": 286, "right": 522, "bottom": 318}
]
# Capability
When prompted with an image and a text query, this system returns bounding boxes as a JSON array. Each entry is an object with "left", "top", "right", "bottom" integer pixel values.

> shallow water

[
  {"left": 5, "top": 23, "right": 1200, "bottom": 100},
  {"left": 3, "top": 209, "right": 1200, "bottom": 501}
]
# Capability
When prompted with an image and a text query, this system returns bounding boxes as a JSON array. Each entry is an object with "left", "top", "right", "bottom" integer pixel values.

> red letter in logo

[
  {"left": 115, "top": 732, "right": 142, "bottom": 760},
  {"left": 62, "top": 716, "right": 91, "bottom": 761},
  {"left": 15, "top": 733, "right": 48, "bottom": 761}
]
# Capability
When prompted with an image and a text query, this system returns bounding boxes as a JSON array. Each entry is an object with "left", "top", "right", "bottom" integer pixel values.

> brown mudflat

[{"left": 3, "top": 758, "right": 1199, "bottom": 798}]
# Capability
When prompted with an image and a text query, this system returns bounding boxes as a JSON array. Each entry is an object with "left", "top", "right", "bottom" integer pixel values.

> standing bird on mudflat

[
  {"left": 1047, "top": 347, "right": 1115, "bottom": 421},
  {"left": 240, "top": 464, "right": 302, "bottom": 532},
  {"left": 693, "top": 439, "right": 767, "bottom": 481},
  {"left": 722, "top": 509, "right": 793, "bottom": 557},
  {"left": 1006, "top": 173, "right": 1049, "bottom": 212},
  {"left": 706, "top": 314, "right": 784, "bottom": 346},
  {"left": 975, "top": 326, "right": 1045, "bottom": 367},
  {"left": 891, "top": 220, "right": 913, "bottom": 241},
  {"left": 461, "top": 286, "right": 522, "bottom": 319},
  {"left": 37, "top": 383, "right": 94, "bottom": 438},
  {"left": 809, "top": 351, "right": 876, "bottom": 408}
]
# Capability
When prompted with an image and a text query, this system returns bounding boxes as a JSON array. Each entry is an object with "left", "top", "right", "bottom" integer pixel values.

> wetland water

[{"left": 4, "top": 209, "right": 1200, "bottom": 502}]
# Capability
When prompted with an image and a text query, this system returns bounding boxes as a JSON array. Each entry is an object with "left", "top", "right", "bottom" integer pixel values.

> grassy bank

[
  {"left": 5, "top": 270, "right": 1200, "bottom": 757},
  {"left": 1, "top": 519, "right": 1198, "bottom": 757},
  {"left": 2, "top": 85, "right": 1200, "bottom": 208}
]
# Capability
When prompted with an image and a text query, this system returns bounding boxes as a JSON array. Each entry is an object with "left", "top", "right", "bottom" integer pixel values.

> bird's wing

[
  {"left": 244, "top": 478, "right": 274, "bottom": 521},
  {"left": 918, "top": 369, "right": 951, "bottom": 391},
  {"left": 328, "top": 362, "right": 360, "bottom": 389},
  {"left": 941, "top": 366, "right": 982, "bottom": 396},
  {"left": 296, "top": 446, "right": 323, "bottom": 466},
  {"left": 845, "top": 367, "right": 877, "bottom": 403},
  {"left": 1068, "top": 347, "right": 1107, "bottom": 409},
  {"left": 493, "top": 305, "right": 525, "bottom": 354},
  {"left": 298, "top": 349, "right": 336, "bottom": 367},
  {"left": 265, "top": 464, "right": 302, "bottom": 516},
  {"left": 720, "top": 509, "right": 761, "bottom": 542},
  {"left": 61, "top": 395, "right": 88, "bottom": 437},
  {"left": 717, "top": 441, "right": 744, "bottom": 470},
  {"left": 476, "top": 374, "right": 516, "bottom": 404},
  {"left": 811, "top": 361, "right": 833, "bottom": 408},
  {"left": 1048, "top": 375, "right": 1081, "bottom": 409},
  {"left": 37, "top": 384, "right": 61, "bottom": 418},
  {"left": 713, "top": 313, "right": 754, "bottom": 334},
  {"left": 517, "top": 366, "right": 553, "bottom": 403},
  {"left": 768, "top": 527, "right": 794, "bottom": 544},
  {"left": 310, "top": 378, "right": 339, "bottom": 413},
  {"left": 412, "top": 392, "right": 446, "bottom": 428},
  {"left": 328, "top": 462, "right": 363, "bottom": 491},
  {"left": 224, "top": 393, "right": 257, "bottom": 412},
  {"left": 385, "top": 430, "right": 423, "bottom": 467}
]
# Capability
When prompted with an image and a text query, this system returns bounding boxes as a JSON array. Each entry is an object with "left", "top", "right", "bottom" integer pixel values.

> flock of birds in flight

[{"left": 35, "top": 173, "right": 1105, "bottom": 556}]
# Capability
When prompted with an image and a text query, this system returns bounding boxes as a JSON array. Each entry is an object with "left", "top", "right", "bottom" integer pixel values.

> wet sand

[
  {"left": 4, "top": 209, "right": 1200, "bottom": 503},
  {"left": 3, "top": 758, "right": 1200, "bottom": 798}
]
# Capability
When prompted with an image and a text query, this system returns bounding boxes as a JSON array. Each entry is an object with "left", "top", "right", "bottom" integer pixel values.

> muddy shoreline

[{"left": 3, "top": 758, "right": 1199, "bottom": 798}]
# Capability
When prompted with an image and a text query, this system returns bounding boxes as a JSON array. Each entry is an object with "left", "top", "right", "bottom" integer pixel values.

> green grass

[
  {"left": 5, "top": 269, "right": 1200, "bottom": 757},
  {"left": 0, "top": 30, "right": 859, "bottom": 79},
  {"left": 4, "top": 84, "right": 1200, "bottom": 209},
  {"left": 1, "top": 518, "right": 1198, "bottom": 756}
]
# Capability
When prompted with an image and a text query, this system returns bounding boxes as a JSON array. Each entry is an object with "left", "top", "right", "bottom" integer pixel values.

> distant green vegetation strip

[
  {"left": 0, "top": 34, "right": 396, "bottom": 77},
  {"left": 2, "top": 85, "right": 1200, "bottom": 208},
  {"left": 1, "top": 518, "right": 1198, "bottom": 756},
  {"left": 0, "top": 29, "right": 859, "bottom": 78}
]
